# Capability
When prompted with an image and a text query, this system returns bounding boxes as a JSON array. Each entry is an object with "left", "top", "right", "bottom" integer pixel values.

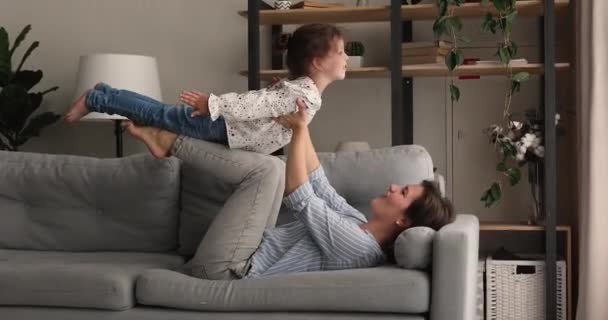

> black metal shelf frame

[{"left": 246, "top": 1, "right": 558, "bottom": 318}]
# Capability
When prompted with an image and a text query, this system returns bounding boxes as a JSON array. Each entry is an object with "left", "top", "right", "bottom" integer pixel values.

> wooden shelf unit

[
  {"left": 239, "top": 0, "right": 569, "bottom": 25},
  {"left": 241, "top": 62, "right": 570, "bottom": 81}
]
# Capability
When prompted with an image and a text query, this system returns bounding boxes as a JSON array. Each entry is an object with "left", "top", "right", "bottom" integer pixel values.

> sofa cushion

[
  {"left": 0, "top": 151, "right": 181, "bottom": 252},
  {"left": 276, "top": 145, "right": 435, "bottom": 225},
  {"left": 394, "top": 227, "right": 436, "bottom": 269},
  {"left": 0, "top": 249, "right": 185, "bottom": 310},
  {"left": 136, "top": 266, "right": 430, "bottom": 313}
]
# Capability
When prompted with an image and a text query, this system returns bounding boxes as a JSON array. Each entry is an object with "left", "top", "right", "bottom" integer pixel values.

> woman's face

[{"left": 370, "top": 184, "right": 425, "bottom": 224}]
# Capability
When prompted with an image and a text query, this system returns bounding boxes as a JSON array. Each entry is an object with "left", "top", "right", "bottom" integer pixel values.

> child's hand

[
  {"left": 179, "top": 90, "right": 209, "bottom": 117},
  {"left": 273, "top": 98, "right": 308, "bottom": 130}
]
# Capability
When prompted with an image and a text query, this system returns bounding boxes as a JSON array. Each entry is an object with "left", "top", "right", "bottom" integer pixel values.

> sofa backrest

[
  {"left": 0, "top": 151, "right": 181, "bottom": 252},
  {"left": 276, "top": 145, "right": 436, "bottom": 225}
]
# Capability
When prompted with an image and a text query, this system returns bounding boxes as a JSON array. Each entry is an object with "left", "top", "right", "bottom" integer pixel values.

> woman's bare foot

[
  {"left": 64, "top": 90, "right": 90, "bottom": 123},
  {"left": 123, "top": 121, "right": 177, "bottom": 159}
]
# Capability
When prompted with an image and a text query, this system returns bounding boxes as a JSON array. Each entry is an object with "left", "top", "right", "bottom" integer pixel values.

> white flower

[
  {"left": 509, "top": 120, "right": 523, "bottom": 130},
  {"left": 521, "top": 133, "right": 536, "bottom": 148},
  {"left": 555, "top": 113, "right": 561, "bottom": 125},
  {"left": 507, "top": 130, "right": 516, "bottom": 140},
  {"left": 516, "top": 153, "right": 525, "bottom": 161},
  {"left": 515, "top": 141, "right": 527, "bottom": 155}
]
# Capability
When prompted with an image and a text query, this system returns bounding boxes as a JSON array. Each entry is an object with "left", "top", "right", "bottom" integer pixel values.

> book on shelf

[
  {"left": 290, "top": 1, "right": 344, "bottom": 9},
  {"left": 402, "top": 55, "right": 446, "bottom": 65},
  {"left": 401, "top": 40, "right": 452, "bottom": 50},
  {"left": 402, "top": 46, "right": 450, "bottom": 57},
  {"left": 474, "top": 58, "right": 528, "bottom": 65}
]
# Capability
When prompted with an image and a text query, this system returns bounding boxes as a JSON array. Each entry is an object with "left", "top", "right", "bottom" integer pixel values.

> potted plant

[
  {"left": 0, "top": 25, "right": 60, "bottom": 151},
  {"left": 345, "top": 41, "right": 365, "bottom": 69}
]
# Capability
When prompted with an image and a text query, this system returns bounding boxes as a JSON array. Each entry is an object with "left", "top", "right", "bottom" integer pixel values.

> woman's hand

[
  {"left": 179, "top": 90, "right": 209, "bottom": 117},
  {"left": 273, "top": 98, "right": 308, "bottom": 130}
]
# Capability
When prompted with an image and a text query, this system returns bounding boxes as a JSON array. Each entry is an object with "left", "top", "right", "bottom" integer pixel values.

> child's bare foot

[
  {"left": 123, "top": 121, "right": 176, "bottom": 159},
  {"left": 64, "top": 90, "right": 90, "bottom": 123}
]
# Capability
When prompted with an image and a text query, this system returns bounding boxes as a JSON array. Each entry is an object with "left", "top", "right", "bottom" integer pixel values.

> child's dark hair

[{"left": 279, "top": 23, "right": 343, "bottom": 79}]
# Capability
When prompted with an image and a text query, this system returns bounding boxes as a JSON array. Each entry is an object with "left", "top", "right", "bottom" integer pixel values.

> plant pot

[{"left": 347, "top": 56, "right": 364, "bottom": 69}]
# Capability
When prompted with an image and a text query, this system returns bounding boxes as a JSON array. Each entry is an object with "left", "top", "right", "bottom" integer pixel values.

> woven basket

[{"left": 486, "top": 257, "right": 566, "bottom": 320}]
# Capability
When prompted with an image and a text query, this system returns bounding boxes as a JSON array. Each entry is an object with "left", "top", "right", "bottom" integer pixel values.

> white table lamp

[{"left": 73, "top": 53, "right": 162, "bottom": 156}]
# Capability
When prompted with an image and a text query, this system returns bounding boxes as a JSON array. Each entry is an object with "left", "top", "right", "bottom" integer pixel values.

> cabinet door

[{"left": 451, "top": 76, "right": 541, "bottom": 222}]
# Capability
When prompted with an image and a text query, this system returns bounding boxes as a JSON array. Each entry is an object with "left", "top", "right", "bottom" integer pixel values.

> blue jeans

[{"left": 86, "top": 83, "right": 228, "bottom": 145}]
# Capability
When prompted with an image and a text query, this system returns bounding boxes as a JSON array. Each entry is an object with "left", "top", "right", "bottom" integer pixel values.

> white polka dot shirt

[{"left": 208, "top": 76, "right": 322, "bottom": 154}]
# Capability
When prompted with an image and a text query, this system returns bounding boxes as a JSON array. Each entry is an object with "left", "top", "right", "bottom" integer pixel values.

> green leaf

[
  {"left": 481, "top": 13, "right": 493, "bottom": 32},
  {"left": 16, "top": 111, "right": 60, "bottom": 146},
  {"left": 445, "top": 50, "right": 459, "bottom": 71},
  {"left": 433, "top": 16, "right": 449, "bottom": 38},
  {"left": 496, "top": 162, "right": 507, "bottom": 172},
  {"left": 455, "top": 48, "right": 465, "bottom": 65},
  {"left": 16, "top": 41, "right": 38, "bottom": 73},
  {"left": 511, "top": 81, "right": 521, "bottom": 94},
  {"left": 0, "top": 84, "right": 30, "bottom": 132},
  {"left": 508, "top": 41, "right": 518, "bottom": 57},
  {"left": 512, "top": 72, "right": 530, "bottom": 82},
  {"left": 498, "top": 16, "right": 510, "bottom": 33},
  {"left": 0, "top": 27, "right": 11, "bottom": 86},
  {"left": 493, "top": 0, "right": 508, "bottom": 11},
  {"left": 446, "top": 16, "right": 463, "bottom": 32},
  {"left": 9, "top": 25, "right": 31, "bottom": 60},
  {"left": 11, "top": 70, "right": 42, "bottom": 90},
  {"left": 450, "top": 83, "right": 460, "bottom": 102},
  {"left": 490, "top": 182, "right": 501, "bottom": 202},
  {"left": 505, "top": 9, "right": 517, "bottom": 23},
  {"left": 457, "top": 35, "right": 472, "bottom": 44},
  {"left": 480, "top": 182, "right": 502, "bottom": 207},
  {"left": 438, "top": 0, "right": 448, "bottom": 16},
  {"left": 505, "top": 167, "right": 521, "bottom": 186},
  {"left": 498, "top": 46, "right": 510, "bottom": 64}
]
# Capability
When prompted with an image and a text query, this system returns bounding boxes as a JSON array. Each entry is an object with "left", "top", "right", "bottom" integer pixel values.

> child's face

[{"left": 315, "top": 37, "right": 348, "bottom": 81}]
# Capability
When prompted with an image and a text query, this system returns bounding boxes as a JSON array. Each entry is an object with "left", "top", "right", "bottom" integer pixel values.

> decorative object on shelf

[
  {"left": 483, "top": 109, "right": 561, "bottom": 223},
  {"left": 335, "top": 141, "right": 371, "bottom": 152},
  {"left": 73, "top": 53, "right": 162, "bottom": 157},
  {"left": 274, "top": 0, "right": 292, "bottom": 10},
  {"left": 291, "top": 1, "right": 343, "bottom": 9},
  {"left": 431, "top": 0, "right": 550, "bottom": 213},
  {"left": 345, "top": 41, "right": 365, "bottom": 69},
  {"left": 355, "top": 0, "right": 369, "bottom": 6},
  {"left": 0, "top": 24, "right": 60, "bottom": 151},
  {"left": 402, "top": 41, "right": 450, "bottom": 65}
]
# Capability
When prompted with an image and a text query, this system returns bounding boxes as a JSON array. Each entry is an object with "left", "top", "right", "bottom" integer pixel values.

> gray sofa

[{"left": 0, "top": 138, "right": 479, "bottom": 320}]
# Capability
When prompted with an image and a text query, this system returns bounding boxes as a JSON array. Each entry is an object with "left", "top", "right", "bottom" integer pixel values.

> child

[{"left": 65, "top": 23, "right": 348, "bottom": 156}]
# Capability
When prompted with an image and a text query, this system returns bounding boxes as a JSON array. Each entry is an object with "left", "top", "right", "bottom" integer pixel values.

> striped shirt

[
  {"left": 246, "top": 166, "right": 386, "bottom": 278},
  {"left": 208, "top": 77, "right": 322, "bottom": 155}
]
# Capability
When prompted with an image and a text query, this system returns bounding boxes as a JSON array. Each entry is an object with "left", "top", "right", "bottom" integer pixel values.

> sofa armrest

[{"left": 430, "top": 214, "right": 479, "bottom": 320}]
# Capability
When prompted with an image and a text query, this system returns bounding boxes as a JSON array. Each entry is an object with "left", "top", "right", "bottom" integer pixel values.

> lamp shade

[{"left": 74, "top": 53, "right": 162, "bottom": 121}]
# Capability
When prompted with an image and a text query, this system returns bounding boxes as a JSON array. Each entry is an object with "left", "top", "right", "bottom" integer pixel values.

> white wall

[
  {"left": 0, "top": 0, "right": 396, "bottom": 158},
  {"left": 1, "top": 0, "right": 556, "bottom": 223}
]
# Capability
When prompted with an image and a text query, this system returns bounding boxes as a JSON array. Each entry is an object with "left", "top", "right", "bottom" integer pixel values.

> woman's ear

[{"left": 395, "top": 217, "right": 411, "bottom": 229}]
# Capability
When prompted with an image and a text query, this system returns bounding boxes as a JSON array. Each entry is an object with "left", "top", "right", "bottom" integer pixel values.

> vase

[
  {"left": 347, "top": 56, "right": 364, "bottom": 69},
  {"left": 274, "top": 0, "right": 292, "bottom": 10},
  {"left": 527, "top": 161, "right": 544, "bottom": 225}
]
